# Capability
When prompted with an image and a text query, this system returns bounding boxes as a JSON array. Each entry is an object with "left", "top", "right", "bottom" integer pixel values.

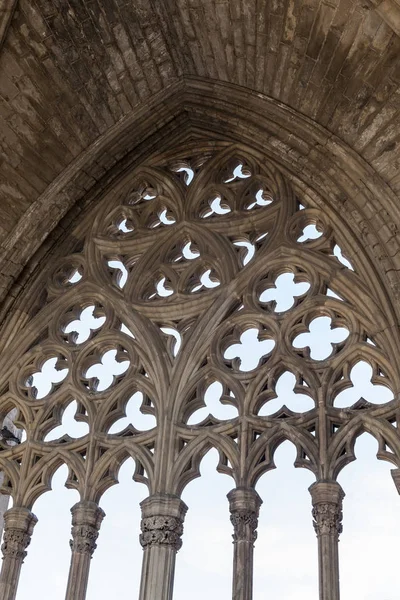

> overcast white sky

[{"left": 7, "top": 266, "right": 400, "bottom": 599}]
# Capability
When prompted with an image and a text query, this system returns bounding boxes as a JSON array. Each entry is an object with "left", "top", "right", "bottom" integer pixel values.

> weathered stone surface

[
  {"left": 0, "top": 0, "right": 399, "bottom": 259},
  {"left": 0, "top": 5, "right": 399, "bottom": 600}
]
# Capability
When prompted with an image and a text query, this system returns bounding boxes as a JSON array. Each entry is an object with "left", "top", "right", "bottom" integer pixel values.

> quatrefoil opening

[
  {"left": 62, "top": 304, "right": 106, "bottom": 345},
  {"left": 259, "top": 272, "right": 311, "bottom": 313},
  {"left": 25, "top": 356, "right": 69, "bottom": 400},
  {"left": 292, "top": 316, "right": 349, "bottom": 361},
  {"left": 224, "top": 328, "right": 276, "bottom": 372},
  {"left": 83, "top": 348, "right": 130, "bottom": 392}
]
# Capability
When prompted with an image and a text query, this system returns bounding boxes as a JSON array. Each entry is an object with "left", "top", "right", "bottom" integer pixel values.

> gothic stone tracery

[{"left": 0, "top": 142, "right": 399, "bottom": 600}]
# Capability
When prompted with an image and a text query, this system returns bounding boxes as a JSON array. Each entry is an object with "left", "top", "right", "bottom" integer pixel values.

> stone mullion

[
  {"left": 228, "top": 487, "right": 262, "bottom": 600},
  {"left": 138, "top": 494, "right": 187, "bottom": 600},
  {"left": 317, "top": 387, "right": 329, "bottom": 478},
  {"left": 309, "top": 481, "right": 345, "bottom": 600},
  {"left": 0, "top": 507, "right": 37, "bottom": 600},
  {"left": 65, "top": 501, "right": 105, "bottom": 600},
  {"left": 153, "top": 411, "right": 175, "bottom": 493},
  {"left": 137, "top": 389, "right": 182, "bottom": 600}
]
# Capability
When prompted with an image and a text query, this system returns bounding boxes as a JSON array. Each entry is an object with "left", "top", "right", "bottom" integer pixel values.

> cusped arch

[
  {"left": 169, "top": 432, "right": 240, "bottom": 496},
  {"left": 327, "top": 415, "right": 400, "bottom": 480},
  {"left": 246, "top": 425, "right": 319, "bottom": 487},
  {"left": 88, "top": 445, "right": 155, "bottom": 504},
  {"left": 20, "top": 449, "right": 85, "bottom": 510}
]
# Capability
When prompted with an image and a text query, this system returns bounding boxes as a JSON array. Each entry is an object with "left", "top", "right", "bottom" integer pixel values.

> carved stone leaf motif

[
  {"left": 140, "top": 516, "right": 184, "bottom": 551},
  {"left": 230, "top": 510, "right": 259, "bottom": 544},
  {"left": 70, "top": 524, "right": 100, "bottom": 556},
  {"left": 312, "top": 503, "right": 343, "bottom": 537},
  {"left": 1, "top": 530, "right": 31, "bottom": 560}
]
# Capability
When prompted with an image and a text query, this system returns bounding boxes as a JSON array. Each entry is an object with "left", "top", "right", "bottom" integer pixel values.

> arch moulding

[
  {"left": 1, "top": 77, "right": 400, "bottom": 338},
  {"left": 0, "top": 96, "right": 399, "bottom": 600}
]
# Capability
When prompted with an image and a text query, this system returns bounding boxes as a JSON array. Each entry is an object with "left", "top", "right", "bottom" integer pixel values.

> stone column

[
  {"left": 309, "top": 481, "right": 345, "bottom": 600},
  {"left": 138, "top": 494, "right": 187, "bottom": 600},
  {"left": 228, "top": 487, "right": 262, "bottom": 600},
  {"left": 0, "top": 507, "right": 37, "bottom": 600},
  {"left": 65, "top": 501, "right": 105, "bottom": 600}
]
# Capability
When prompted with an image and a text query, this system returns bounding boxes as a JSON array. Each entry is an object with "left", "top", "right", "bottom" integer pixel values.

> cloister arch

[{"left": 0, "top": 126, "right": 399, "bottom": 600}]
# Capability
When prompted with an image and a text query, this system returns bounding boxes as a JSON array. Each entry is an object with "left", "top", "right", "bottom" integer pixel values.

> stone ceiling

[{"left": 0, "top": 0, "right": 400, "bottom": 304}]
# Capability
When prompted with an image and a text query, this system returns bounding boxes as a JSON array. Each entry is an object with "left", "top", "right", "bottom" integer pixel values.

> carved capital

[
  {"left": 1, "top": 508, "right": 37, "bottom": 562},
  {"left": 139, "top": 494, "right": 187, "bottom": 552},
  {"left": 2, "top": 530, "right": 30, "bottom": 560},
  {"left": 140, "top": 515, "right": 184, "bottom": 551},
  {"left": 70, "top": 524, "right": 100, "bottom": 556},
  {"left": 309, "top": 481, "right": 345, "bottom": 538},
  {"left": 230, "top": 510, "right": 259, "bottom": 543},
  {"left": 69, "top": 501, "right": 105, "bottom": 557},
  {"left": 312, "top": 502, "right": 343, "bottom": 536},
  {"left": 228, "top": 487, "right": 262, "bottom": 545}
]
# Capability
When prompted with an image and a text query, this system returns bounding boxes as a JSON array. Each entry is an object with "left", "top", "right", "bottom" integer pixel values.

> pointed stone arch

[{"left": 0, "top": 115, "right": 399, "bottom": 600}]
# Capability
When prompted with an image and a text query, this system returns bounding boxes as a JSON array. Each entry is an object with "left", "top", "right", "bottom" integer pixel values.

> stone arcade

[{"left": 0, "top": 2, "right": 400, "bottom": 600}]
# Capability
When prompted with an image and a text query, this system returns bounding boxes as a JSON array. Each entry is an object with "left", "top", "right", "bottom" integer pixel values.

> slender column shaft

[
  {"left": 65, "top": 501, "right": 105, "bottom": 600},
  {"left": 138, "top": 494, "right": 187, "bottom": 600},
  {"left": 309, "top": 481, "right": 345, "bottom": 600},
  {"left": 0, "top": 507, "right": 37, "bottom": 600},
  {"left": 228, "top": 487, "right": 262, "bottom": 600}
]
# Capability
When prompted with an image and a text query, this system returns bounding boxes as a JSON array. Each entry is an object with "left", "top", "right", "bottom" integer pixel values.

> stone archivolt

[{"left": 0, "top": 141, "right": 399, "bottom": 599}]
